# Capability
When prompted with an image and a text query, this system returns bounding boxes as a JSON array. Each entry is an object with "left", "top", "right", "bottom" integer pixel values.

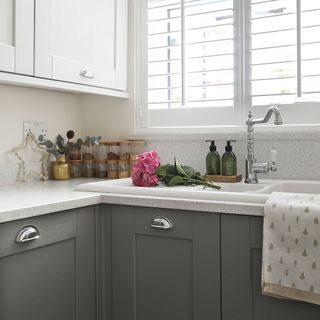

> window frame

[{"left": 134, "top": 0, "right": 320, "bottom": 134}]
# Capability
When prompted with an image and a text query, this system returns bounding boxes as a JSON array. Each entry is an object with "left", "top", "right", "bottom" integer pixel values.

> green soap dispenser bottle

[
  {"left": 205, "top": 140, "right": 221, "bottom": 175},
  {"left": 222, "top": 140, "right": 237, "bottom": 176}
]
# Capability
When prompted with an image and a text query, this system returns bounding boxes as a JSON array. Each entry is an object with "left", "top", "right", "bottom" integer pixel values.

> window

[{"left": 137, "top": 0, "right": 320, "bottom": 131}]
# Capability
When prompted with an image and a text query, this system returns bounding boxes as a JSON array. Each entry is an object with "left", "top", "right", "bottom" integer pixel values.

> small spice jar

[
  {"left": 69, "top": 160, "right": 82, "bottom": 178},
  {"left": 82, "top": 160, "right": 94, "bottom": 178},
  {"left": 118, "top": 160, "right": 130, "bottom": 179},
  {"left": 93, "top": 144, "right": 108, "bottom": 178},
  {"left": 67, "top": 145, "right": 81, "bottom": 161},
  {"left": 119, "top": 141, "right": 131, "bottom": 161},
  {"left": 81, "top": 145, "right": 94, "bottom": 160},
  {"left": 105, "top": 142, "right": 120, "bottom": 160},
  {"left": 94, "top": 161, "right": 107, "bottom": 178},
  {"left": 107, "top": 160, "right": 118, "bottom": 179},
  {"left": 95, "top": 144, "right": 107, "bottom": 161},
  {"left": 129, "top": 140, "right": 145, "bottom": 161}
]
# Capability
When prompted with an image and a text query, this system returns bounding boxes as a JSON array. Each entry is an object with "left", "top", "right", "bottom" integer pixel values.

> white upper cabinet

[
  {"left": 35, "top": 0, "right": 118, "bottom": 89},
  {"left": 0, "top": 0, "right": 128, "bottom": 95},
  {"left": 0, "top": 0, "right": 34, "bottom": 75}
]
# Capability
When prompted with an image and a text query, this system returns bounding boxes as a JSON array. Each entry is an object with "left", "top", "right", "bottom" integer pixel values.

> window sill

[{"left": 132, "top": 124, "right": 320, "bottom": 141}]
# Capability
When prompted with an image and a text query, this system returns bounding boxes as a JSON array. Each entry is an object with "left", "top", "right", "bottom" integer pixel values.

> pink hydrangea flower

[{"left": 132, "top": 151, "right": 161, "bottom": 187}]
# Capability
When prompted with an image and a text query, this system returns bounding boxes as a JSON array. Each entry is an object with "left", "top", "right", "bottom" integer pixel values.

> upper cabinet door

[
  {"left": 115, "top": 0, "right": 128, "bottom": 91},
  {"left": 35, "top": 0, "right": 117, "bottom": 89},
  {"left": 0, "top": 0, "right": 34, "bottom": 75}
]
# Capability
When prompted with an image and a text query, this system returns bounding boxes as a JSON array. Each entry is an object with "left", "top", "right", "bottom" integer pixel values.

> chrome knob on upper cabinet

[
  {"left": 80, "top": 67, "right": 94, "bottom": 79},
  {"left": 16, "top": 226, "right": 40, "bottom": 243}
]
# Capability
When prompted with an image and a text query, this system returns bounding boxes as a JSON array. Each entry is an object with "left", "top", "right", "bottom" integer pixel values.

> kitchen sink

[
  {"left": 75, "top": 178, "right": 275, "bottom": 204},
  {"left": 76, "top": 178, "right": 320, "bottom": 204},
  {"left": 76, "top": 178, "right": 320, "bottom": 205}
]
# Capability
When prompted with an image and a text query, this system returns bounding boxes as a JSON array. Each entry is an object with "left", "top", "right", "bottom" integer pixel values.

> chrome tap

[{"left": 245, "top": 106, "right": 283, "bottom": 184}]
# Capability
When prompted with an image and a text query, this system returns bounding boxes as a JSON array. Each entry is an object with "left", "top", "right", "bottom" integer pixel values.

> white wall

[
  {"left": 0, "top": 84, "right": 82, "bottom": 165},
  {"left": 80, "top": 95, "right": 134, "bottom": 140}
]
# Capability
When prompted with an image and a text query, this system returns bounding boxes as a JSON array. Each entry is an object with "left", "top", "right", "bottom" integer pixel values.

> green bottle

[
  {"left": 205, "top": 140, "right": 221, "bottom": 175},
  {"left": 222, "top": 140, "right": 237, "bottom": 176}
]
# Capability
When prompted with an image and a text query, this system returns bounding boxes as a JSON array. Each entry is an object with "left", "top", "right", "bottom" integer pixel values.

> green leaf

[
  {"left": 168, "top": 175, "right": 186, "bottom": 186},
  {"left": 175, "top": 158, "right": 188, "bottom": 177},
  {"left": 166, "top": 165, "right": 176, "bottom": 175},
  {"left": 156, "top": 164, "right": 170, "bottom": 177},
  {"left": 182, "top": 165, "right": 195, "bottom": 177}
]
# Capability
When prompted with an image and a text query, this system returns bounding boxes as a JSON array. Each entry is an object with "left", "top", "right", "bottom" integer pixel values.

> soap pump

[
  {"left": 222, "top": 140, "right": 237, "bottom": 176},
  {"left": 205, "top": 140, "right": 221, "bottom": 175}
]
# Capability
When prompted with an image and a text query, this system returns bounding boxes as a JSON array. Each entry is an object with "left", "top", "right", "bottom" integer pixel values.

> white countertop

[{"left": 0, "top": 179, "right": 264, "bottom": 224}]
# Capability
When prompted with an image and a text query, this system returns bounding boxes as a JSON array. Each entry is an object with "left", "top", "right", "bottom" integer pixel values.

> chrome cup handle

[
  {"left": 150, "top": 217, "right": 173, "bottom": 230},
  {"left": 16, "top": 226, "right": 40, "bottom": 243}
]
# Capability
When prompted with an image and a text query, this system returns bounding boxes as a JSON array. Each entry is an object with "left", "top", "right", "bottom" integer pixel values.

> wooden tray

[{"left": 206, "top": 174, "right": 242, "bottom": 183}]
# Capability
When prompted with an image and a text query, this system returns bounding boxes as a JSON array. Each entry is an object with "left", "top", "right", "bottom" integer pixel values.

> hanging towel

[{"left": 262, "top": 192, "right": 320, "bottom": 305}]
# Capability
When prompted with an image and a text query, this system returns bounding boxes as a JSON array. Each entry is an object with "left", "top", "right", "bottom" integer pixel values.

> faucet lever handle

[
  {"left": 270, "top": 148, "right": 277, "bottom": 163},
  {"left": 270, "top": 148, "right": 277, "bottom": 172}
]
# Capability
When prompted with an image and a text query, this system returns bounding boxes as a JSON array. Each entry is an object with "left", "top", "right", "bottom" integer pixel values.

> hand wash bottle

[
  {"left": 222, "top": 140, "right": 237, "bottom": 176},
  {"left": 205, "top": 140, "right": 221, "bottom": 175}
]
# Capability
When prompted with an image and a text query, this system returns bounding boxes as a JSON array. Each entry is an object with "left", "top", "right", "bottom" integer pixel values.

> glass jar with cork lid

[
  {"left": 118, "top": 160, "right": 130, "bottom": 179},
  {"left": 81, "top": 144, "right": 94, "bottom": 161},
  {"left": 107, "top": 160, "right": 118, "bottom": 179},
  {"left": 82, "top": 160, "right": 94, "bottom": 178},
  {"left": 119, "top": 141, "right": 131, "bottom": 161},
  {"left": 94, "top": 143, "right": 107, "bottom": 178},
  {"left": 105, "top": 142, "right": 120, "bottom": 161},
  {"left": 69, "top": 160, "right": 82, "bottom": 178}
]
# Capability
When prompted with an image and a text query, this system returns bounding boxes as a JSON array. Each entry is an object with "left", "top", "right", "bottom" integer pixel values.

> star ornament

[{"left": 12, "top": 132, "right": 49, "bottom": 182}]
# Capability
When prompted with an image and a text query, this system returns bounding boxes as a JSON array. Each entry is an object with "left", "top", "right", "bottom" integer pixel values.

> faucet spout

[
  {"left": 247, "top": 106, "right": 283, "bottom": 126},
  {"left": 245, "top": 106, "right": 283, "bottom": 184}
]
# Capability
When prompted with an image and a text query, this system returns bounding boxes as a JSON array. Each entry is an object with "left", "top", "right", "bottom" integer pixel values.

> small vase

[{"left": 53, "top": 155, "right": 71, "bottom": 180}]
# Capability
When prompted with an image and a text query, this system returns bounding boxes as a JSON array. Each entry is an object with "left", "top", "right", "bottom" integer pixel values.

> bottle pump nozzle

[
  {"left": 225, "top": 140, "right": 236, "bottom": 152},
  {"left": 205, "top": 140, "right": 217, "bottom": 152}
]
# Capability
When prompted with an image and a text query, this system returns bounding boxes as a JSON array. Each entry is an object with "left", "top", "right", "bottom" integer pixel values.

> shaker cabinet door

[
  {"left": 0, "top": 0, "right": 34, "bottom": 75},
  {"left": 35, "top": 0, "right": 117, "bottom": 88},
  {"left": 221, "top": 214, "right": 320, "bottom": 320},
  {"left": 0, "top": 207, "right": 97, "bottom": 320},
  {"left": 111, "top": 205, "right": 221, "bottom": 320}
]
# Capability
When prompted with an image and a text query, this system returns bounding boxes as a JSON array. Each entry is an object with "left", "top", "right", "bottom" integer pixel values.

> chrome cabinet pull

[
  {"left": 16, "top": 226, "right": 40, "bottom": 243},
  {"left": 80, "top": 67, "right": 94, "bottom": 79},
  {"left": 150, "top": 217, "right": 173, "bottom": 230}
]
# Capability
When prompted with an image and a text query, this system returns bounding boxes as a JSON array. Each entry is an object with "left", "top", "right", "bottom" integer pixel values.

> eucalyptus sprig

[{"left": 156, "top": 158, "right": 221, "bottom": 190}]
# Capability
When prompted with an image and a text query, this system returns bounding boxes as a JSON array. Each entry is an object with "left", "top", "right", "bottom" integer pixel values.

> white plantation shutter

[
  {"left": 146, "top": 0, "right": 237, "bottom": 128},
  {"left": 139, "top": 0, "right": 320, "bottom": 131},
  {"left": 250, "top": 0, "right": 320, "bottom": 106}
]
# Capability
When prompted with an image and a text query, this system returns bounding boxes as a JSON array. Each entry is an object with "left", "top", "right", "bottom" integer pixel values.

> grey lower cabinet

[
  {"left": 221, "top": 214, "right": 320, "bottom": 320},
  {"left": 0, "top": 206, "right": 97, "bottom": 320},
  {"left": 102, "top": 204, "right": 221, "bottom": 320}
]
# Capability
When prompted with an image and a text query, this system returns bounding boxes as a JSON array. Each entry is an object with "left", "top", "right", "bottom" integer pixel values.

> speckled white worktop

[{"left": 0, "top": 179, "right": 264, "bottom": 224}]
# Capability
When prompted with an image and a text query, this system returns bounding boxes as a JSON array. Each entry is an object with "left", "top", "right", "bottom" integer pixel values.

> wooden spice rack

[{"left": 206, "top": 174, "right": 242, "bottom": 183}]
